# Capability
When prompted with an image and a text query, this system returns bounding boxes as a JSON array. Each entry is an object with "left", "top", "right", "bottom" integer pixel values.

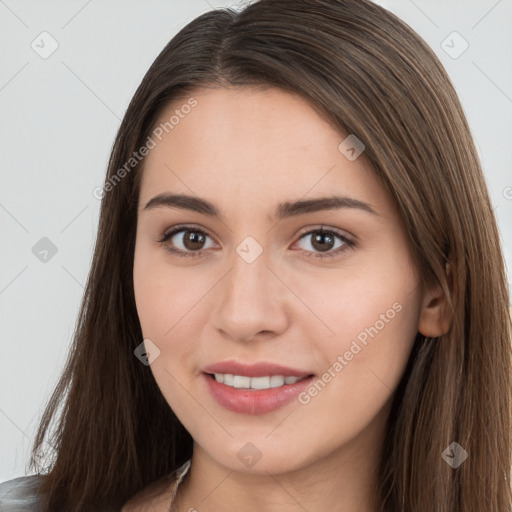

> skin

[{"left": 127, "top": 86, "right": 452, "bottom": 512}]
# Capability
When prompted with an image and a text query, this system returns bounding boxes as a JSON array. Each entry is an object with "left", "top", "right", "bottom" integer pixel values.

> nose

[{"left": 211, "top": 244, "right": 290, "bottom": 343}]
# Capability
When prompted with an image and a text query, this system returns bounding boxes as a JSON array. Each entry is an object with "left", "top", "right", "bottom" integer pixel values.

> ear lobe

[{"left": 418, "top": 263, "right": 454, "bottom": 337}]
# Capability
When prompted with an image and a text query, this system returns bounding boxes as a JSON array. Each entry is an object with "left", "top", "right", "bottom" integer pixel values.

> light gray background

[{"left": 1, "top": 0, "right": 511, "bottom": 481}]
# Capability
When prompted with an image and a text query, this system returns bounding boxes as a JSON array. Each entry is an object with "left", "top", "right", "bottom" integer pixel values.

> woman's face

[{"left": 133, "top": 86, "right": 425, "bottom": 475}]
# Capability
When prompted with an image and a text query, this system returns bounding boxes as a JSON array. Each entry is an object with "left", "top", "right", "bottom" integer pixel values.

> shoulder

[
  {"left": 0, "top": 475, "right": 45, "bottom": 511},
  {"left": 121, "top": 475, "right": 173, "bottom": 512},
  {"left": 121, "top": 460, "right": 191, "bottom": 512}
]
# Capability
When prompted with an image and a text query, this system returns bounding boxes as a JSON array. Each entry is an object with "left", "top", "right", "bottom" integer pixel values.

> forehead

[
  {"left": 138, "top": 86, "right": 394, "bottom": 221},
  {"left": 148, "top": 86, "right": 343, "bottom": 161}
]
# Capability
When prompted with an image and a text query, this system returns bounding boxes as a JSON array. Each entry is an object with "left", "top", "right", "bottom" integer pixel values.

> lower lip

[{"left": 202, "top": 373, "right": 315, "bottom": 415}]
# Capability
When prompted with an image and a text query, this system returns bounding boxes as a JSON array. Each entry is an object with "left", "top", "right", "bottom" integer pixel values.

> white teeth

[
  {"left": 233, "top": 375, "right": 251, "bottom": 388},
  {"left": 251, "top": 376, "right": 270, "bottom": 389},
  {"left": 212, "top": 373, "right": 305, "bottom": 390},
  {"left": 270, "top": 375, "right": 285, "bottom": 388}
]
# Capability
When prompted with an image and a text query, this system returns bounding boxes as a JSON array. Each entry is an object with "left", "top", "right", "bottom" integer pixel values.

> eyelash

[{"left": 157, "top": 224, "right": 355, "bottom": 260}]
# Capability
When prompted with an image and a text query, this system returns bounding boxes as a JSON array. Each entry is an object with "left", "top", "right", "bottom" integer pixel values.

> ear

[{"left": 418, "top": 263, "right": 453, "bottom": 337}]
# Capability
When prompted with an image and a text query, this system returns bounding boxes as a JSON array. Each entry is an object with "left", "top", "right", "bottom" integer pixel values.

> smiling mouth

[{"left": 205, "top": 372, "right": 314, "bottom": 390}]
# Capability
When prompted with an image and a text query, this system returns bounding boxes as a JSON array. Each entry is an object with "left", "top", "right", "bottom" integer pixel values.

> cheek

[
  {"left": 133, "top": 244, "right": 196, "bottom": 339},
  {"left": 295, "top": 246, "right": 419, "bottom": 342},
  {"left": 320, "top": 274, "right": 419, "bottom": 353},
  {"left": 133, "top": 246, "right": 218, "bottom": 384},
  {"left": 296, "top": 250, "right": 421, "bottom": 422},
  {"left": 132, "top": 249, "right": 204, "bottom": 407}
]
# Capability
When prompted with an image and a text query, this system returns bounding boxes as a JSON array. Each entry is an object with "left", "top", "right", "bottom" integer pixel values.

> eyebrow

[{"left": 142, "top": 193, "right": 379, "bottom": 220}]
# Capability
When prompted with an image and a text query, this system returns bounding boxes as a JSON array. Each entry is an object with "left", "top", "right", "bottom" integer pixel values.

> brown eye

[
  {"left": 181, "top": 230, "right": 207, "bottom": 250},
  {"left": 158, "top": 225, "right": 354, "bottom": 260},
  {"left": 295, "top": 228, "right": 355, "bottom": 259},
  {"left": 158, "top": 226, "right": 215, "bottom": 258},
  {"left": 311, "top": 232, "right": 335, "bottom": 252}
]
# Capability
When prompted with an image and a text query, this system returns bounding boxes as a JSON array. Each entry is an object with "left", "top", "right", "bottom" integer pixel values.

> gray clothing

[{"left": 0, "top": 475, "right": 45, "bottom": 511}]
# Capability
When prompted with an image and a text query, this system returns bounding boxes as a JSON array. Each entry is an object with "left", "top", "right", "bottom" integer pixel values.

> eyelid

[
  {"left": 158, "top": 223, "right": 355, "bottom": 259},
  {"left": 160, "top": 223, "right": 354, "bottom": 243},
  {"left": 295, "top": 224, "right": 354, "bottom": 241},
  {"left": 158, "top": 224, "right": 218, "bottom": 250},
  {"left": 292, "top": 226, "right": 355, "bottom": 259}
]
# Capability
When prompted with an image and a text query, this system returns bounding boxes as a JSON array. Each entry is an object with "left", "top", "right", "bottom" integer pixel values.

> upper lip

[{"left": 202, "top": 360, "right": 314, "bottom": 378}]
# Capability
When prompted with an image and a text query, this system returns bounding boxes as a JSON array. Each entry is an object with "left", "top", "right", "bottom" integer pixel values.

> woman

[{"left": 1, "top": 0, "right": 510, "bottom": 511}]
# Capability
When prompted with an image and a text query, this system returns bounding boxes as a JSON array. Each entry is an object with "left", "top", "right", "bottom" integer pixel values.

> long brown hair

[{"left": 30, "top": 1, "right": 512, "bottom": 510}]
